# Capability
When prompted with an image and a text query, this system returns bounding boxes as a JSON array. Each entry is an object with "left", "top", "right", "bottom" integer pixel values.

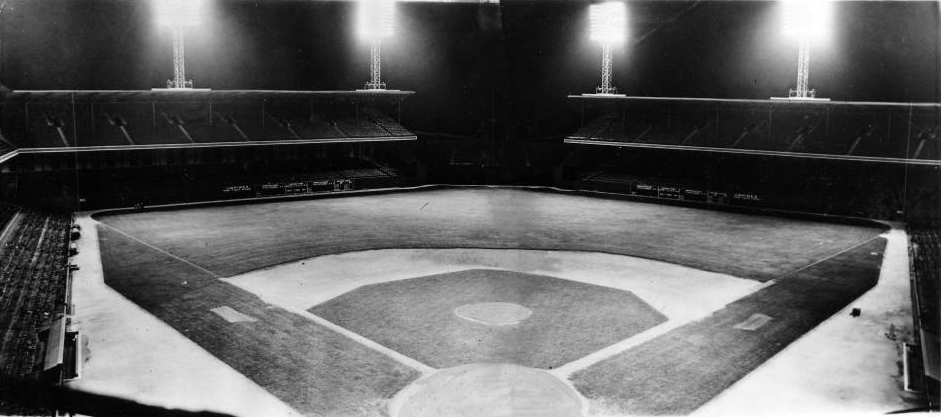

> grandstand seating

[
  {"left": 767, "top": 109, "right": 826, "bottom": 153},
  {"left": 84, "top": 102, "right": 178, "bottom": 146},
  {"left": 713, "top": 107, "right": 768, "bottom": 148},
  {"left": 291, "top": 115, "right": 345, "bottom": 139},
  {"left": 0, "top": 208, "right": 71, "bottom": 384},
  {"left": 336, "top": 118, "right": 390, "bottom": 138},
  {"left": 26, "top": 105, "right": 73, "bottom": 148},
  {"left": 909, "top": 226, "right": 941, "bottom": 404},
  {"left": 1, "top": 95, "right": 415, "bottom": 148},
  {"left": 568, "top": 112, "right": 620, "bottom": 140},
  {"left": 910, "top": 227, "right": 940, "bottom": 338},
  {"left": 908, "top": 126, "right": 940, "bottom": 160},
  {"left": 362, "top": 108, "right": 413, "bottom": 137},
  {"left": 569, "top": 103, "right": 939, "bottom": 161},
  {"left": 154, "top": 103, "right": 211, "bottom": 144}
]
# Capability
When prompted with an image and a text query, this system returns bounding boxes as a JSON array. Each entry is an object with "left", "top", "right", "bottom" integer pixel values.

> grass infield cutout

[{"left": 310, "top": 268, "right": 667, "bottom": 369}]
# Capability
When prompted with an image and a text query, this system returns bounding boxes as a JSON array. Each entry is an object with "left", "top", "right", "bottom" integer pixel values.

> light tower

[
  {"left": 775, "top": 0, "right": 833, "bottom": 100},
  {"left": 357, "top": 0, "right": 396, "bottom": 91},
  {"left": 153, "top": 0, "right": 203, "bottom": 90},
  {"left": 588, "top": 2, "right": 627, "bottom": 96}
]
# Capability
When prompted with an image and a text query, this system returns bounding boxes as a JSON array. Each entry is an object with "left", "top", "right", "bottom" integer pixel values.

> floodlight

[
  {"left": 587, "top": 2, "right": 627, "bottom": 95},
  {"left": 589, "top": 2, "right": 627, "bottom": 45},
  {"left": 774, "top": 0, "right": 833, "bottom": 100},
  {"left": 781, "top": 0, "right": 833, "bottom": 40},
  {"left": 154, "top": 0, "right": 202, "bottom": 28},
  {"left": 357, "top": 0, "right": 396, "bottom": 91},
  {"left": 153, "top": 0, "right": 205, "bottom": 90},
  {"left": 357, "top": 0, "right": 395, "bottom": 41}
]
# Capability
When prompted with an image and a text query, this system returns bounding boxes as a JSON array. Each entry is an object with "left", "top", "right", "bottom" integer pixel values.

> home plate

[
  {"left": 734, "top": 313, "right": 773, "bottom": 331},
  {"left": 211, "top": 306, "right": 258, "bottom": 323}
]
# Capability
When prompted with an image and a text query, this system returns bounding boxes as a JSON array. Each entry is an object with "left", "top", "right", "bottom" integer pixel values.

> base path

[{"left": 391, "top": 364, "right": 584, "bottom": 417}]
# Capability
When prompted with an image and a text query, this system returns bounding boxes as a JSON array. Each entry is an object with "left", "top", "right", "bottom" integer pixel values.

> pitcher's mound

[
  {"left": 454, "top": 302, "right": 532, "bottom": 325},
  {"left": 394, "top": 363, "right": 583, "bottom": 417}
]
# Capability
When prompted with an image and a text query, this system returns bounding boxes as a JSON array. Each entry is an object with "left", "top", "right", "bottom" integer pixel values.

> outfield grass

[
  {"left": 97, "top": 226, "right": 419, "bottom": 417},
  {"left": 309, "top": 269, "right": 667, "bottom": 369},
  {"left": 571, "top": 237, "right": 887, "bottom": 415},
  {"left": 96, "top": 188, "right": 884, "bottom": 281}
]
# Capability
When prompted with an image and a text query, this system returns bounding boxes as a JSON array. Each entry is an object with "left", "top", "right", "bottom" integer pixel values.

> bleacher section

[
  {"left": 565, "top": 97, "right": 940, "bottom": 162},
  {"left": 0, "top": 208, "right": 73, "bottom": 415}
]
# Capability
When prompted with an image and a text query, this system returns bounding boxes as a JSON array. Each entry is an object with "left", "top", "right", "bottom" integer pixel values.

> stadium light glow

[
  {"left": 588, "top": 2, "right": 627, "bottom": 95},
  {"left": 153, "top": 0, "right": 204, "bottom": 90},
  {"left": 589, "top": 2, "right": 627, "bottom": 45},
  {"left": 357, "top": 0, "right": 395, "bottom": 41},
  {"left": 776, "top": 0, "right": 833, "bottom": 100},
  {"left": 154, "top": 0, "right": 202, "bottom": 28},
  {"left": 781, "top": 0, "right": 833, "bottom": 40},
  {"left": 357, "top": 0, "right": 396, "bottom": 91}
]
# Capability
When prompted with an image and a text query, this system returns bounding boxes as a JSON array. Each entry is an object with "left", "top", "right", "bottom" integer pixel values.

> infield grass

[{"left": 309, "top": 269, "right": 667, "bottom": 369}]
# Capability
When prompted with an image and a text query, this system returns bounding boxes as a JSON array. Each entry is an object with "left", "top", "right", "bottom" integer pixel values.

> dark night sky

[{"left": 1, "top": 0, "right": 938, "bottom": 139}]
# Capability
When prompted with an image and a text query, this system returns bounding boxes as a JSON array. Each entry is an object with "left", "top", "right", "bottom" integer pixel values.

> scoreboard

[{"left": 222, "top": 179, "right": 355, "bottom": 198}]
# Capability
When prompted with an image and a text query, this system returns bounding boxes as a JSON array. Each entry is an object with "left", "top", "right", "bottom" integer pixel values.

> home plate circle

[
  {"left": 392, "top": 363, "right": 584, "bottom": 417},
  {"left": 454, "top": 302, "right": 532, "bottom": 325}
]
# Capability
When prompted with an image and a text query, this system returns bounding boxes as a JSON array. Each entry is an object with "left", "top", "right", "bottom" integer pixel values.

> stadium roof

[
  {"left": 3, "top": 90, "right": 415, "bottom": 103},
  {"left": 568, "top": 95, "right": 941, "bottom": 109}
]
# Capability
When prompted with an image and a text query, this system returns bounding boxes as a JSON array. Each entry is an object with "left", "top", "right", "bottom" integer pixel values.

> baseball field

[{"left": 91, "top": 187, "right": 889, "bottom": 416}]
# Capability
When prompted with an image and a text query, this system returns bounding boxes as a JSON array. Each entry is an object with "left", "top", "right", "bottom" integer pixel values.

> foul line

[
  {"left": 551, "top": 320, "right": 682, "bottom": 379},
  {"left": 783, "top": 235, "right": 884, "bottom": 277},
  {"left": 99, "top": 221, "right": 434, "bottom": 374},
  {"left": 294, "top": 309, "right": 434, "bottom": 375},
  {"left": 97, "top": 222, "right": 224, "bottom": 280}
]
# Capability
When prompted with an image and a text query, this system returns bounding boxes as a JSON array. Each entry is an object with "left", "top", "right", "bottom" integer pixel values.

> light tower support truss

[
  {"left": 357, "top": 0, "right": 395, "bottom": 91},
  {"left": 169, "top": 27, "right": 193, "bottom": 89},
  {"left": 790, "top": 37, "right": 813, "bottom": 99},
  {"left": 587, "top": 2, "right": 626, "bottom": 96},
  {"left": 775, "top": 0, "right": 831, "bottom": 100},
  {"left": 365, "top": 38, "right": 386, "bottom": 90},
  {"left": 153, "top": 0, "right": 203, "bottom": 91},
  {"left": 598, "top": 43, "right": 615, "bottom": 95}
]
